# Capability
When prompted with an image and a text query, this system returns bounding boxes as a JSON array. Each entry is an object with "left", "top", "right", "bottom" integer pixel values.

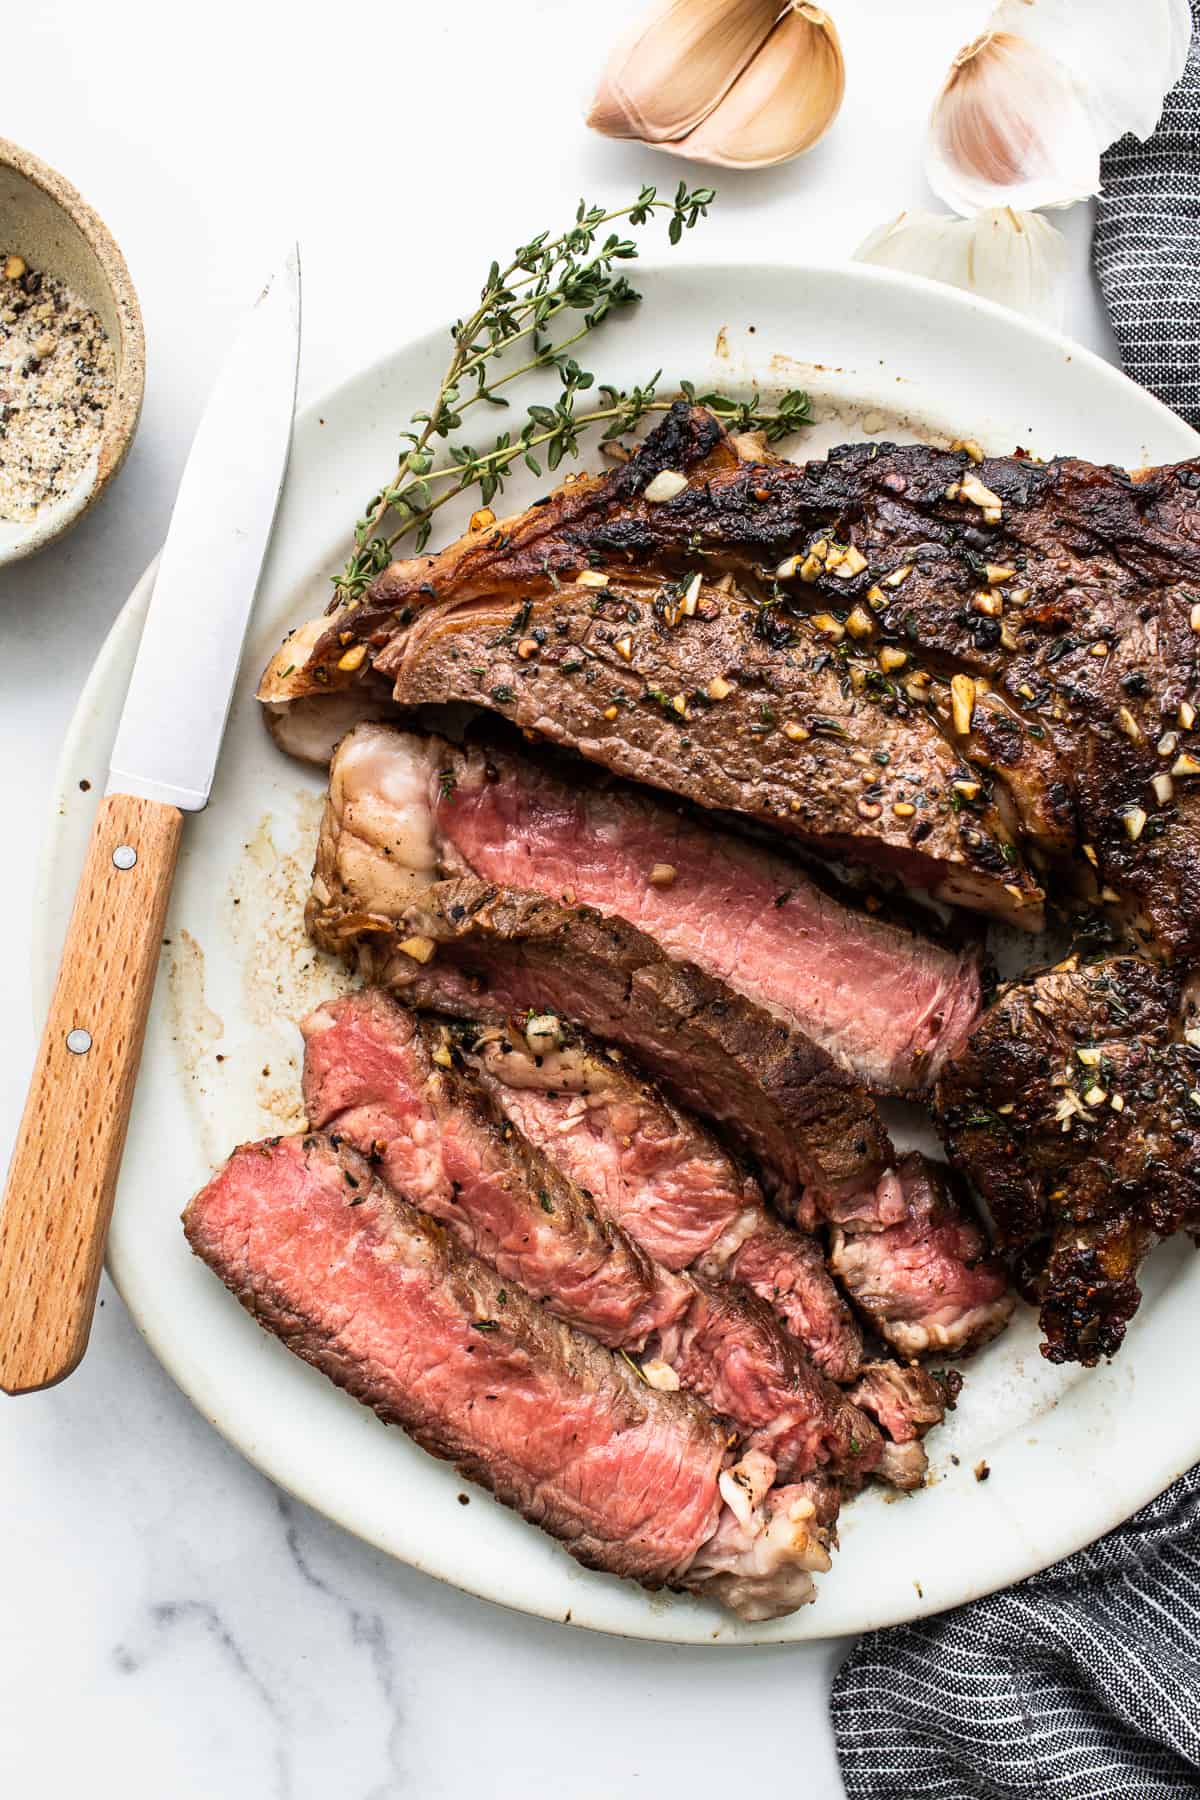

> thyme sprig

[{"left": 334, "top": 185, "right": 811, "bottom": 606}]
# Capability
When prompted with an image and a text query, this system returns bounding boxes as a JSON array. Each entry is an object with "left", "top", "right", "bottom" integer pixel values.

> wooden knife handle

[{"left": 0, "top": 793, "right": 183, "bottom": 1394}]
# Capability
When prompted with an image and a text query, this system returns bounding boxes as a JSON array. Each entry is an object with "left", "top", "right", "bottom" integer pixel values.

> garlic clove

[
  {"left": 925, "top": 29, "right": 1100, "bottom": 215},
  {"left": 660, "top": 3, "right": 845, "bottom": 169},
  {"left": 587, "top": 0, "right": 779, "bottom": 145},
  {"left": 993, "top": 0, "right": 1192, "bottom": 147},
  {"left": 855, "top": 206, "right": 1068, "bottom": 328}
]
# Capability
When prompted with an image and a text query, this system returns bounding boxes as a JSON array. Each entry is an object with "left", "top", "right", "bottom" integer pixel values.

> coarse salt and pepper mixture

[{"left": 0, "top": 251, "right": 114, "bottom": 522}]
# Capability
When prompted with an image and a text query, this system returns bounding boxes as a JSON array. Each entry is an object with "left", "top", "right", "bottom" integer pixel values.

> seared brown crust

[
  {"left": 937, "top": 953, "right": 1200, "bottom": 1363},
  {"left": 299, "top": 404, "right": 1200, "bottom": 955},
  {"left": 324, "top": 403, "right": 736, "bottom": 649},
  {"left": 307, "top": 875, "right": 892, "bottom": 1203},
  {"left": 710, "top": 443, "right": 1200, "bottom": 963},
  {"left": 1032, "top": 1216, "right": 1152, "bottom": 1370}
]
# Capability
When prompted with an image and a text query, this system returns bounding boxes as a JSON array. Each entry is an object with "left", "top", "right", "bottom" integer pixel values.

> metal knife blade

[{"left": 107, "top": 249, "right": 302, "bottom": 811}]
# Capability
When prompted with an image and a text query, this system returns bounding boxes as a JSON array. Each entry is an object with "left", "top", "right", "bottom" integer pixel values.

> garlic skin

[
  {"left": 660, "top": 4, "right": 845, "bottom": 169},
  {"left": 587, "top": 0, "right": 778, "bottom": 145},
  {"left": 993, "top": 0, "right": 1192, "bottom": 147},
  {"left": 926, "top": 28, "right": 1100, "bottom": 216},
  {"left": 927, "top": 0, "right": 1192, "bottom": 217},
  {"left": 855, "top": 207, "right": 1068, "bottom": 328}
]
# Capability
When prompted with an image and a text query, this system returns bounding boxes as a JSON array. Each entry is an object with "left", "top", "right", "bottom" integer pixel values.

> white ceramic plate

[{"left": 38, "top": 263, "right": 1200, "bottom": 1644}]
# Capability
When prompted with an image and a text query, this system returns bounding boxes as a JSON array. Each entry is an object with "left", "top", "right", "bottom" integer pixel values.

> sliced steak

[
  {"left": 184, "top": 1134, "right": 833, "bottom": 1617},
  {"left": 827, "top": 1153, "right": 1015, "bottom": 1361},
  {"left": 654, "top": 1278, "right": 878, "bottom": 1482},
  {"left": 270, "top": 402, "right": 1200, "bottom": 954},
  {"left": 318, "top": 723, "right": 982, "bottom": 1094},
  {"left": 461, "top": 1015, "right": 863, "bottom": 1380},
  {"left": 306, "top": 875, "right": 893, "bottom": 1205},
  {"left": 937, "top": 953, "right": 1200, "bottom": 1363},
  {"left": 301, "top": 989, "right": 673, "bottom": 1347},
  {"left": 378, "top": 578, "right": 1037, "bottom": 926},
  {"left": 301, "top": 990, "right": 882, "bottom": 1483},
  {"left": 266, "top": 405, "right": 1035, "bottom": 926}
]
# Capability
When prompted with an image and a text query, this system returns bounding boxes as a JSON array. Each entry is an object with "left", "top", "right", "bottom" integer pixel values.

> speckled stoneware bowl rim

[{"left": 0, "top": 135, "right": 145, "bottom": 563}]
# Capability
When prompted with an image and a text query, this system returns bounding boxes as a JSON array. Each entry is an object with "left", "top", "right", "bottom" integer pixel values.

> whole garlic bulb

[
  {"left": 587, "top": 0, "right": 845, "bottom": 169},
  {"left": 588, "top": 0, "right": 780, "bottom": 145}
]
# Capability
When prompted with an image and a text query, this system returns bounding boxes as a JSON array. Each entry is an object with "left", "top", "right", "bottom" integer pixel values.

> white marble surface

[{"left": 0, "top": 2, "right": 1120, "bottom": 1793}]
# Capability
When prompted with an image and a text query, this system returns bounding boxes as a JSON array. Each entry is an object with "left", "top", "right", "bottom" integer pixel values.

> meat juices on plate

[
  {"left": 184, "top": 1134, "right": 833, "bottom": 1621},
  {"left": 302, "top": 990, "right": 883, "bottom": 1485}
]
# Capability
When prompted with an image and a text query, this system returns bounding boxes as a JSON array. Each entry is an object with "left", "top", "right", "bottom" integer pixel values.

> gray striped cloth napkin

[
  {"left": 1094, "top": 0, "right": 1200, "bottom": 427},
  {"left": 831, "top": 1467, "right": 1200, "bottom": 1797},
  {"left": 833, "top": 17, "right": 1200, "bottom": 1796}
]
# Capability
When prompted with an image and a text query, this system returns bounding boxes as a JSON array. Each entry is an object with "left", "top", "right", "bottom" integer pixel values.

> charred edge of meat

[
  {"left": 283, "top": 406, "right": 1200, "bottom": 958},
  {"left": 937, "top": 951, "right": 1200, "bottom": 1363},
  {"left": 1024, "top": 1219, "right": 1152, "bottom": 1367},
  {"left": 319, "top": 403, "right": 733, "bottom": 657}
]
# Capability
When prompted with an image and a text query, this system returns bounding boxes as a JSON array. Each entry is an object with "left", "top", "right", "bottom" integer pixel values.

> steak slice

[
  {"left": 826, "top": 1153, "right": 1015, "bottom": 1361},
  {"left": 306, "top": 875, "right": 893, "bottom": 1204},
  {"left": 318, "top": 723, "right": 982, "bottom": 1094},
  {"left": 301, "top": 990, "right": 674, "bottom": 1348},
  {"left": 302, "top": 990, "right": 882, "bottom": 1483},
  {"left": 379, "top": 578, "right": 1037, "bottom": 926},
  {"left": 937, "top": 953, "right": 1200, "bottom": 1363},
  {"left": 184, "top": 1134, "right": 833, "bottom": 1617},
  {"left": 461, "top": 1016, "right": 863, "bottom": 1380}
]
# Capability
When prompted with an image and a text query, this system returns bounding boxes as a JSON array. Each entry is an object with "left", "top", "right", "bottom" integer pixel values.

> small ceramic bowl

[{"left": 0, "top": 136, "right": 145, "bottom": 564}]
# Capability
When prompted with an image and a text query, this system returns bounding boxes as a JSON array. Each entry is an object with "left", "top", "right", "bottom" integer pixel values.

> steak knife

[{"left": 0, "top": 250, "right": 301, "bottom": 1394}]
